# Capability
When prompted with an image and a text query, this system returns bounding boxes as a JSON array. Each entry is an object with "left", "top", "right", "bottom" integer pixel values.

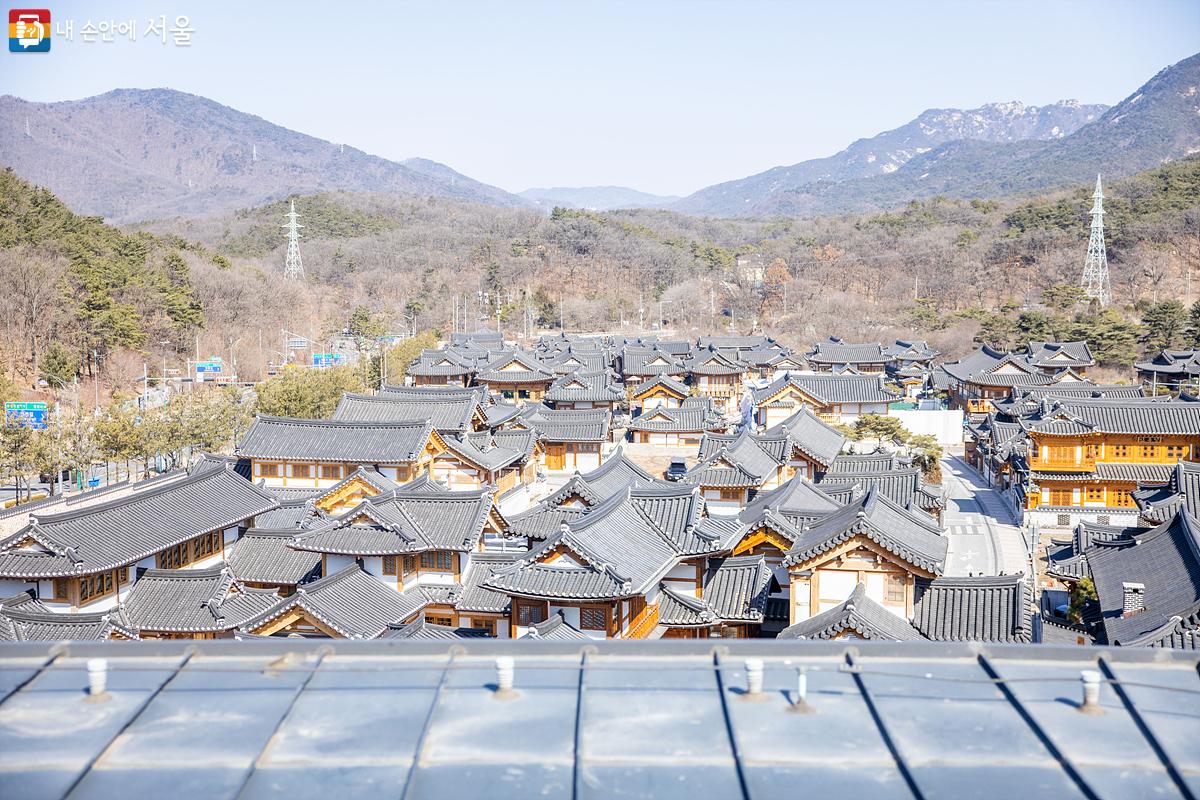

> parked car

[{"left": 664, "top": 457, "right": 688, "bottom": 481}]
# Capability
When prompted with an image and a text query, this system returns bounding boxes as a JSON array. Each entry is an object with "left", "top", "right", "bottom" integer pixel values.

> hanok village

[{"left": 1, "top": 316, "right": 1198, "bottom": 651}]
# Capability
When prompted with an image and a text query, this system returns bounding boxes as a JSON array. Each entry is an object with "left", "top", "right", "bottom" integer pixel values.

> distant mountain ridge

[
  {"left": 673, "top": 100, "right": 1108, "bottom": 216},
  {"left": 519, "top": 185, "right": 680, "bottom": 211},
  {"left": 0, "top": 88, "right": 529, "bottom": 222},
  {"left": 673, "top": 52, "right": 1200, "bottom": 217}
]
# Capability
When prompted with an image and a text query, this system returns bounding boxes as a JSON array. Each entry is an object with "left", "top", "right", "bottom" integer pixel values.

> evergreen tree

[
  {"left": 1140, "top": 300, "right": 1188, "bottom": 354},
  {"left": 255, "top": 364, "right": 366, "bottom": 418}
]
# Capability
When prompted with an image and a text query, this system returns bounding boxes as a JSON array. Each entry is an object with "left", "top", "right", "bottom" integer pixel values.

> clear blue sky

[{"left": 3, "top": 0, "right": 1197, "bottom": 196}]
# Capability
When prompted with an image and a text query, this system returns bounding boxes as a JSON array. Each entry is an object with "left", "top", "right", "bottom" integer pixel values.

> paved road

[{"left": 940, "top": 456, "right": 1030, "bottom": 577}]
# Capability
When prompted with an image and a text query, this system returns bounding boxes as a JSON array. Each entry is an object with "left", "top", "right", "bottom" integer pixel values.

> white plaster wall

[{"left": 887, "top": 409, "right": 965, "bottom": 445}]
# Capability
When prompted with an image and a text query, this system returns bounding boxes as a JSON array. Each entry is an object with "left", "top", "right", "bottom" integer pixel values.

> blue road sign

[{"left": 5, "top": 401, "right": 48, "bottom": 430}]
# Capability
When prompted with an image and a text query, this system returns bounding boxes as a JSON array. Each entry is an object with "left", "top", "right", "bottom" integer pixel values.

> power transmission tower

[
  {"left": 1080, "top": 174, "right": 1111, "bottom": 307},
  {"left": 282, "top": 199, "right": 306, "bottom": 280}
]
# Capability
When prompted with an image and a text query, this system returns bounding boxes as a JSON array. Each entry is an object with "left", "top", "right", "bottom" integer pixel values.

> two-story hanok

[
  {"left": 777, "top": 573, "right": 1031, "bottom": 644},
  {"left": 474, "top": 350, "right": 557, "bottom": 403},
  {"left": 485, "top": 484, "right": 717, "bottom": 639},
  {"left": 1084, "top": 509, "right": 1200, "bottom": 649},
  {"left": 406, "top": 348, "right": 477, "bottom": 386},
  {"left": 781, "top": 486, "right": 947, "bottom": 626},
  {"left": 619, "top": 346, "right": 688, "bottom": 398},
  {"left": 238, "top": 415, "right": 439, "bottom": 488},
  {"left": 332, "top": 388, "right": 485, "bottom": 434},
  {"left": 1020, "top": 397, "right": 1200, "bottom": 528},
  {"left": 0, "top": 465, "right": 277, "bottom": 612},
  {"left": 684, "top": 428, "right": 797, "bottom": 512},
  {"left": 937, "top": 346, "right": 1059, "bottom": 417},
  {"left": 629, "top": 374, "right": 690, "bottom": 415},
  {"left": 1026, "top": 341, "right": 1095, "bottom": 375},
  {"left": 750, "top": 374, "right": 899, "bottom": 426},
  {"left": 1134, "top": 348, "right": 1200, "bottom": 391},
  {"left": 543, "top": 370, "right": 624, "bottom": 412},
  {"left": 625, "top": 396, "right": 726, "bottom": 446},
  {"left": 657, "top": 555, "right": 774, "bottom": 638},
  {"left": 684, "top": 349, "right": 749, "bottom": 415},
  {"left": 0, "top": 591, "right": 139, "bottom": 641},
  {"left": 513, "top": 404, "right": 610, "bottom": 472},
  {"left": 806, "top": 338, "right": 889, "bottom": 374}
]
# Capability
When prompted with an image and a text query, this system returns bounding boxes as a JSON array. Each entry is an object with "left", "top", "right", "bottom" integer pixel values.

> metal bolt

[
  {"left": 1079, "top": 669, "right": 1103, "bottom": 714},
  {"left": 494, "top": 656, "right": 516, "bottom": 698},
  {"left": 85, "top": 658, "right": 109, "bottom": 702},
  {"left": 744, "top": 657, "right": 764, "bottom": 698}
]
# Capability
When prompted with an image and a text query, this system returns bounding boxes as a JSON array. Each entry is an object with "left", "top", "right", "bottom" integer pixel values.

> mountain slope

[
  {"left": 518, "top": 186, "right": 680, "bottom": 211},
  {"left": 673, "top": 100, "right": 1107, "bottom": 216},
  {"left": 676, "top": 53, "right": 1200, "bottom": 217},
  {"left": 0, "top": 89, "right": 528, "bottom": 222}
]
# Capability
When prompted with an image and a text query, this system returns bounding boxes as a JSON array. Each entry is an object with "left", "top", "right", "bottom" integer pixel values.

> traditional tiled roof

[
  {"left": 0, "top": 592, "right": 138, "bottom": 641},
  {"left": 1021, "top": 397, "right": 1200, "bottom": 437},
  {"left": 912, "top": 574, "right": 1032, "bottom": 642},
  {"left": 406, "top": 348, "right": 476, "bottom": 377},
  {"left": 1045, "top": 521, "right": 1141, "bottom": 582},
  {"left": 237, "top": 564, "right": 427, "bottom": 639},
  {"left": 483, "top": 399, "right": 522, "bottom": 428},
  {"left": 332, "top": 391, "right": 480, "bottom": 432},
  {"left": 939, "top": 346, "right": 1054, "bottom": 388},
  {"left": 1134, "top": 460, "right": 1200, "bottom": 524},
  {"left": 1087, "top": 510, "right": 1200, "bottom": 648},
  {"left": 684, "top": 349, "right": 746, "bottom": 376},
  {"left": 629, "top": 374, "right": 690, "bottom": 400},
  {"left": 380, "top": 618, "right": 490, "bottom": 640},
  {"left": 763, "top": 407, "right": 846, "bottom": 467},
  {"left": 688, "top": 429, "right": 786, "bottom": 487},
  {"left": 816, "top": 468, "right": 944, "bottom": 511},
  {"left": 0, "top": 467, "right": 278, "bottom": 579},
  {"left": 291, "top": 487, "right": 494, "bottom": 556},
  {"left": 475, "top": 350, "right": 556, "bottom": 385},
  {"left": 751, "top": 373, "right": 899, "bottom": 407},
  {"left": 251, "top": 497, "right": 317, "bottom": 529},
  {"left": 543, "top": 349, "right": 611, "bottom": 375},
  {"left": 806, "top": 338, "right": 888, "bottom": 366},
  {"left": 697, "top": 335, "right": 779, "bottom": 352},
  {"left": 237, "top": 415, "right": 434, "bottom": 463},
  {"left": 522, "top": 611, "right": 593, "bottom": 640},
  {"left": 778, "top": 583, "right": 923, "bottom": 641},
  {"left": 701, "top": 555, "right": 773, "bottom": 622},
  {"left": 517, "top": 405, "right": 610, "bottom": 442},
  {"left": 121, "top": 566, "right": 282, "bottom": 634},
  {"left": 1134, "top": 348, "right": 1200, "bottom": 378},
  {"left": 735, "top": 477, "right": 843, "bottom": 530},
  {"left": 228, "top": 529, "right": 323, "bottom": 585},
  {"left": 1025, "top": 341, "right": 1095, "bottom": 369},
  {"left": 311, "top": 466, "right": 399, "bottom": 505},
  {"left": 441, "top": 428, "right": 537, "bottom": 471},
  {"left": 544, "top": 370, "right": 624, "bottom": 404},
  {"left": 826, "top": 453, "right": 911, "bottom": 473},
  {"left": 782, "top": 487, "right": 947, "bottom": 574},
  {"left": 625, "top": 400, "right": 725, "bottom": 434},
  {"left": 882, "top": 339, "right": 940, "bottom": 362},
  {"left": 456, "top": 552, "right": 522, "bottom": 613},
  {"left": 621, "top": 347, "right": 686, "bottom": 376}
]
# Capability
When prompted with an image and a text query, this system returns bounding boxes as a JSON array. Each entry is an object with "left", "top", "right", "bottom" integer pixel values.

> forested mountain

[
  {"left": 674, "top": 52, "right": 1200, "bottom": 217},
  {"left": 0, "top": 89, "right": 528, "bottom": 223}
]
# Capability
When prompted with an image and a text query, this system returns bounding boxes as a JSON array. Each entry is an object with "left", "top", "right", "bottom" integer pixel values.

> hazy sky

[{"left": 3, "top": 0, "right": 1197, "bottom": 196}]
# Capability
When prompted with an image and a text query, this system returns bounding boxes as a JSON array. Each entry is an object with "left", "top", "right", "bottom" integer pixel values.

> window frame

[
  {"left": 579, "top": 606, "right": 608, "bottom": 631},
  {"left": 419, "top": 551, "right": 455, "bottom": 572}
]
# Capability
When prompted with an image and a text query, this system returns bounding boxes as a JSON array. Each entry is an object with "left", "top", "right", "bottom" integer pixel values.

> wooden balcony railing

[
  {"left": 1029, "top": 455, "right": 1096, "bottom": 471},
  {"left": 625, "top": 602, "right": 660, "bottom": 639},
  {"left": 966, "top": 398, "right": 994, "bottom": 414}
]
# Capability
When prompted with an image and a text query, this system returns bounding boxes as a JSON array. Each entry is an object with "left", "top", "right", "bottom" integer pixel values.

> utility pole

[
  {"left": 1080, "top": 174, "right": 1111, "bottom": 307},
  {"left": 282, "top": 200, "right": 306, "bottom": 281}
]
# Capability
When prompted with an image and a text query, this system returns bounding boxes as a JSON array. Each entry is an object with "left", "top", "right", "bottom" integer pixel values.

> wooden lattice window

[
  {"left": 420, "top": 551, "right": 455, "bottom": 572},
  {"left": 321, "top": 464, "right": 343, "bottom": 479},
  {"left": 382, "top": 556, "right": 397, "bottom": 575},
  {"left": 580, "top": 607, "right": 608, "bottom": 630},
  {"left": 517, "top": 600, "right": 546, "bottom": 626},
  {"left": 885, "top": 575, "right": 905, "bottom": 604}
]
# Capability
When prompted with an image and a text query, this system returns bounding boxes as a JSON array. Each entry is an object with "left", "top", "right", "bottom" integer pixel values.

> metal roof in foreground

[{"left": 0, "top": 640, "right": 1196, "bottom": 799}]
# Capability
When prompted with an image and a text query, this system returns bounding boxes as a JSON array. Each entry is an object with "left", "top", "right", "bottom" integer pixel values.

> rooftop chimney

[{"left": 1122, "top": 582, "right": 1146, "bottom": 617}]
